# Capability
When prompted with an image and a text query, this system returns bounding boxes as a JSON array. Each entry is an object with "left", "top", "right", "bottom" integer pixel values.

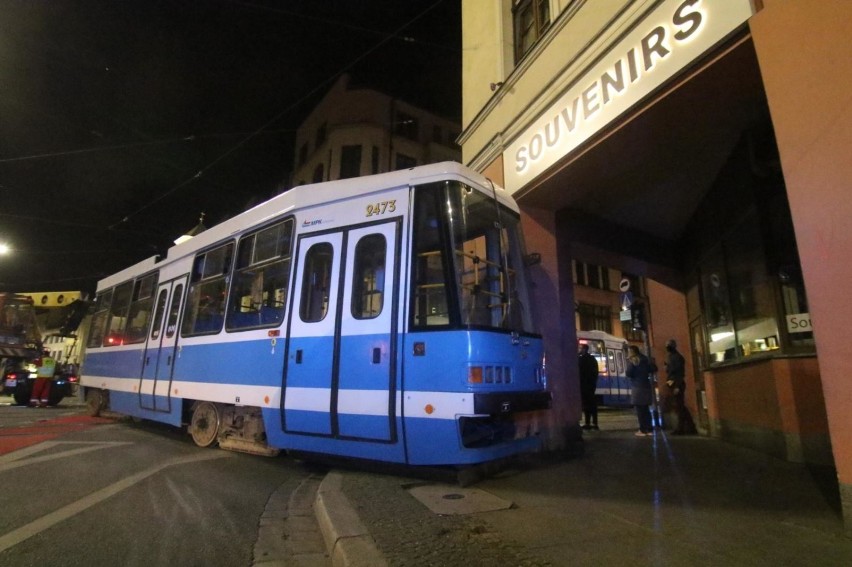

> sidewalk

[{"left": 315, "top": 409, "right": 852, "bottom": 566}]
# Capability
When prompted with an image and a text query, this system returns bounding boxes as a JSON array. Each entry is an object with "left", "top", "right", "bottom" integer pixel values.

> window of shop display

[
  {"left": 727, "top": 218, "right": 780, "bottom": 358},
  {"left": 779, "top": 265, "right": 814, "bottom": 348},
  {"left": 702, "top": 245, "right": 736, "bottom": 362},
  {"left": 701, "top": 212, "right": 787, "bottom": 364}
]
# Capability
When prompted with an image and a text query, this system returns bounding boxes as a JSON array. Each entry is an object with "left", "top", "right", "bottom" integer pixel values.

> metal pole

[{"left": 643, "top": 327, "right": 662, "bottom": 429}]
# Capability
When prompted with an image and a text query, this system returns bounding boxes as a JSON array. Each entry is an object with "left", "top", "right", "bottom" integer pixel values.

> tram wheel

[
  {"left": 85, "top": 389, "right": 106, "bottom": 417},
  {"left": 190, "top": 401, "right": 221, "bottom": 448}
]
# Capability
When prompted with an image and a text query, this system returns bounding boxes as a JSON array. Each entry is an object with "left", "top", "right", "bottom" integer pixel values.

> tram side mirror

[{"left": 523, "top": 253, "right": 541, "bottom": 267}]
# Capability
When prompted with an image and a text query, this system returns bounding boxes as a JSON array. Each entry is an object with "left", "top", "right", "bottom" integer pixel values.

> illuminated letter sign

[{"left": 502, "top": 0, "right": 754, "bottom": 194}]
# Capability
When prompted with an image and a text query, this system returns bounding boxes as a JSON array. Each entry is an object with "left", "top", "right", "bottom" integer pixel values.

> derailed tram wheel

[
  {"left": 190, "top": 401, "right": 221, "bottom": 447},
  {"left": 85, "top": 389, "right": 106, "bottom": 416}
]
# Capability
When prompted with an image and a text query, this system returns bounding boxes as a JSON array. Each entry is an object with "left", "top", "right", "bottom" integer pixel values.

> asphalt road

[{"left": 0, "top": 396, "right": 321, "bottom": 567}]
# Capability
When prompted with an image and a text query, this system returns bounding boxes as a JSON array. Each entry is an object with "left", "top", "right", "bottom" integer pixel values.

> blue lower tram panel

[{"left": 264, "top": 410, "right": 542, "bottom": 466}]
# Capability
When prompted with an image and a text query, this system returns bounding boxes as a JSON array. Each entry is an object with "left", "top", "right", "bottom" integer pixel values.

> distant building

[
  {"left": 291, "top": 74, "right": 461, "bottom": 186},
  {"left": 16, "top": 291, "right": 89, "bottom": 364}
]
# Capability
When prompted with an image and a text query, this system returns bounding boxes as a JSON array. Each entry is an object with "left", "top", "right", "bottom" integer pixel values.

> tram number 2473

[{"left": 365, "top": 200, "right": 397, "bottom": 217}]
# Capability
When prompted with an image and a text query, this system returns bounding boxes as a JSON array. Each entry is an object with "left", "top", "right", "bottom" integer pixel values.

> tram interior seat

[
  {"left": 260, "top": 305, "right": 283, "bottom": 324},
  {"left": 195, "top": 315, "right": 224, "bottom": 333}
]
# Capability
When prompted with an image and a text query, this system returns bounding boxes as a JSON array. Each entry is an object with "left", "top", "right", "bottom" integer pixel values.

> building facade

[
  {"left": 460, "top": 0, "right": 852, "bottom": 525},
  {"left": 292, "top": 74, "right": 461, "bottom": 185}
]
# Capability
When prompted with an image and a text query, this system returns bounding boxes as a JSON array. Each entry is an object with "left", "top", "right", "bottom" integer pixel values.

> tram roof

[{"left": 96, "top": 161, "right": 516, "bottom": 290}]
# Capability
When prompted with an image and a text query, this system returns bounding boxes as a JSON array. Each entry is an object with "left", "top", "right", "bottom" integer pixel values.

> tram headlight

[{"left": 468, "top": 366, "right": 483, "bottom": 384}]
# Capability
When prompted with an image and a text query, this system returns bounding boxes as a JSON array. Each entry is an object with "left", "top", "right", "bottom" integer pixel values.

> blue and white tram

[
  {"left": 80, "top": 162, "right": 550, "bottom": 465},
  {"left": 576, "top": 330, "right": 629, "bottom": 406}
]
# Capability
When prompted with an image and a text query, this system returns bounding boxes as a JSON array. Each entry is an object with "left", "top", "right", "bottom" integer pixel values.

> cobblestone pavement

[
  {"left": 342, "top": 471, "right": 553, "bottom": 567},
  {"left": 321, "top": 408, "right": 852, "bottom": 566}
]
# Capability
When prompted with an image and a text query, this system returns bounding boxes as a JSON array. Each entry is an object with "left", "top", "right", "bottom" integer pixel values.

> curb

[{"left": 314, "top": 472, "right": 387, "bottom": 567}]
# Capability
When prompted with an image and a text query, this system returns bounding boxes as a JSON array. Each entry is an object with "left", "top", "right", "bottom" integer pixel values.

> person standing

[
  {"left": 29, "top": 350, "right": 56, "bottom": 407},
  {"left": 626, "top": 345, "right": 654, "bottom": 437},
  {"left": 578, "top": 343, "right": 600, "bottom": 430},
  {"left": 664, "top": 339, "right": 693, "bottom": 434}
]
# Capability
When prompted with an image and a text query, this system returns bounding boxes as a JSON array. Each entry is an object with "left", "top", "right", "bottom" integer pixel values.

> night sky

[{"left": 0, "top": 0, "right": 461, "bottom": 294}]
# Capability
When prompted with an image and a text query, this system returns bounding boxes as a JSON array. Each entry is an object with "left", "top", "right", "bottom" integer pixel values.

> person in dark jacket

[
  {"left": 664, "top": 339, "right": 695, "bottom": 434},
  {"left": 578, "top": 343, "right": 600, "bottom": 430},
  {"left": 626, "top": 345, "right": 654, "bottom": 436}
]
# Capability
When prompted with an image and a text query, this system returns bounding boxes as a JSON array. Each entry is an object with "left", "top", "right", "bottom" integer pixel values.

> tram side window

[
  {"left": 150, "top": 289, "right": 168, "bottom": 341},
  {"left": 227, "top": 219, "right": 293, "bottom": 330},
  {"left": 411, "top": 185, "right": 451, "bottom": 327},
  {"left": 166, "top": 284, "right": 183, "bottom": 338},
  {"left": 448, "top": 186, "right": 527, "bottom": 330},
  {"left": 300, "top": 243, "right": 333, "bottom": 323},
  {"left": 352, "top": 234, "right": 386, "bottom": 319},
  {"left": 104, "top": 281, "right": 133, "bottom": 346},
  {"left": 182, "top": 243, "right": 234, "bottom": 336},
  {"left": 124, "top": 273, "right": 157, "bottom": 344},
  {"left": 86, "top": 290, "right": 113, "bottom": 348}
]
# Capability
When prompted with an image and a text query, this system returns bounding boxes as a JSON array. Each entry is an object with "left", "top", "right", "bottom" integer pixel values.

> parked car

[{"left": 3, "top": 363, "right": 73, "bottom": 406}]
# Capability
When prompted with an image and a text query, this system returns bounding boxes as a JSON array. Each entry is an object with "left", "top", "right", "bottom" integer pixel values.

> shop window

[
  {"left": 779, "top": 266, "right": 813, "bottom": 348},
  {"left": 340, "top": 145, "right": 362, "bottom": 179},
  {"left": 701, "top": 212, "right": 782, "bottom": 364},
  {"left": 728, "top": 219, "right": 779, "bottom": 357},
  {"left": 513, "top": 0, "right": 550, "bottom": 62},
  {"left": 578, "top": 303, "right": 611, "bottom": 334}
]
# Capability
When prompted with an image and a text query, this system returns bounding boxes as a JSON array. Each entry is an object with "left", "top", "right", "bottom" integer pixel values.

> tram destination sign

[{"left": 503, "top": 0, "right": 754, "bottom": 194}]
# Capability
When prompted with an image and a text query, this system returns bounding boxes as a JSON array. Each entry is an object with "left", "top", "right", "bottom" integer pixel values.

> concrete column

[{"left": 750, "top": 0, "right": 852, "bottom": 528}]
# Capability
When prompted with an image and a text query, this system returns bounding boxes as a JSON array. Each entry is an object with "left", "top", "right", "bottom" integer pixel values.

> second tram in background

[
  {"left": 576, "top": 330, "right": 630, "bottom": 406},
  {"left": 80, "top": 162, "right": 550, "bottom": 466}
]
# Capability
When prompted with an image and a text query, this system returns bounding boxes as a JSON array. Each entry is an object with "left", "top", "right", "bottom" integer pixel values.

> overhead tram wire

[
  {"left": 108, "top": 0, "right": 446, "bottom": 230},
  {"left": 226, "top": 0, "right": 456, "bottom": 52}
]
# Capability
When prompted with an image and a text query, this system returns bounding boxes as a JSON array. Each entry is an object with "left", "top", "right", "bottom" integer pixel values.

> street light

[{"left": 0, "top": 242, "right": 10, "bottom": 255}]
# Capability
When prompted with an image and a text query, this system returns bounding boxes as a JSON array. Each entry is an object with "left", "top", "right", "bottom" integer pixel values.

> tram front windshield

[{"left": 411, "top": 181, "right": 537, "bottom": 334}]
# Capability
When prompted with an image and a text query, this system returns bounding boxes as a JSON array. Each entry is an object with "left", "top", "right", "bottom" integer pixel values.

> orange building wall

[
  {"left": 750, "top": 0, "right": 852, "bottom": 496},
  {"left": 703, "top": 357, "right": 830, "bottom": 465},
  {"left": 646, "top": 280, "right": 694, "bottom": 412}
]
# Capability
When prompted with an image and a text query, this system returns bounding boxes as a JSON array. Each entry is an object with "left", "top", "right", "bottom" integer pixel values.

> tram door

[
  {"left": 139, "top": 276, "right": 186, "bottom": 412},
  {"left": 284, "top": 221, "right": 398, "bottom": 441}
]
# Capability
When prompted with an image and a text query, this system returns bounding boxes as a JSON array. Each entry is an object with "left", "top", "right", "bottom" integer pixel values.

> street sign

[
  {"left": 619, "top": 278, "right": 631, "bottom": 292},
  {"left": 621, "top": 291, "right": 633, "bottom": 311}
]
